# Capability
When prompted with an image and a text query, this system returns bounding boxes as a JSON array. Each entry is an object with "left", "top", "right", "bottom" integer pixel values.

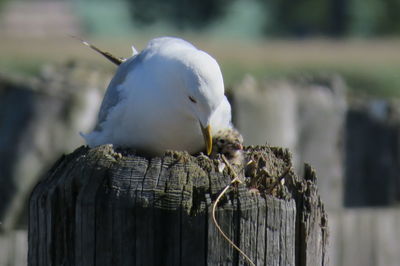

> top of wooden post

[{"left": 36, "top": 144, "right": 299, "bottom": 210}]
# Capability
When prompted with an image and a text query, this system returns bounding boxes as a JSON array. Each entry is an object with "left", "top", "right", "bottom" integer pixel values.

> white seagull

[{"left": 82, "top": 37, "right": 232, "bottom": 156}]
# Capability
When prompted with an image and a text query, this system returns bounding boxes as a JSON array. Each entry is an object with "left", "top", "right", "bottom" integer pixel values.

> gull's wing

[
  {"left": 96, "top": 52, "right": 146, "bottom": 128},
  {"left": 95, "top": 37, "right": 191, "bottom": 129}
]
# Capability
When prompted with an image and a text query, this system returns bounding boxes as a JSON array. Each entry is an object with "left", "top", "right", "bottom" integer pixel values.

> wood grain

[{"left": 29, "top": 145, "right": 328, "bottom": 265}]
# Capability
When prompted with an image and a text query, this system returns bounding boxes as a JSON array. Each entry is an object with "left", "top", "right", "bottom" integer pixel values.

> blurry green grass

[
  {"left": 1, "top": 37, "right": 399, "bottom": 97},
  {"left": 222, "top": 62, "right": 400, "bottom": 97}
]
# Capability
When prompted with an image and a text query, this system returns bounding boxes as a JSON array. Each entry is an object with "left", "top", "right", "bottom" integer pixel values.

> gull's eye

[{"left": 188, "top": 96, "right": 197, "bottom": 103}]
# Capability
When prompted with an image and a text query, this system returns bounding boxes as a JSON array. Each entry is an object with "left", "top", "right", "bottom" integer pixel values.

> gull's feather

[
  {"left": 72, "top": 36, "right": 126, "bottom": 66},
  {"left": 96, "top": 52, "right": 145, "bottom": 127}
]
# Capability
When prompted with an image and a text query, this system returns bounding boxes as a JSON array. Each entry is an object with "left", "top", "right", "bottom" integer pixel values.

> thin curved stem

[{"left": 212, "top": 176, "right": 256, "bottom": 266}]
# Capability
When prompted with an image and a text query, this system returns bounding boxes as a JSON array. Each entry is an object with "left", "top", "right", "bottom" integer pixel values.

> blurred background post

[{"left": 1, "top": 0, "right": 400, "bottom": 265}]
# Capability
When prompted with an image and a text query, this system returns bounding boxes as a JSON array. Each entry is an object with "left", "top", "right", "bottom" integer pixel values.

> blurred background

[{"left": 1, "top": 0, "right": 400, "bottom": 265}]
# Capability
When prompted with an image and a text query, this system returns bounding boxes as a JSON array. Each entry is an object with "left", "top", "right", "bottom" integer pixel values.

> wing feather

[{"left": 96, "top": 52, "right": 145, "bottom": 128}]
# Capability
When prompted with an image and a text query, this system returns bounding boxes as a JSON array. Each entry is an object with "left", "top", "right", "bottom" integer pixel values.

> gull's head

[
  {"left": 148, "top": 37, "right": 225, "bottom": 154},
  {"left": 176, "top": 48, "right": 225, "bottom": 155}
]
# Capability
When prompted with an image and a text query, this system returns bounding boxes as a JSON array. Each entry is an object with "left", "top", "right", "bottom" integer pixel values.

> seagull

[{"left": 81, "top": 37, "right": 232, "bottom": 156}]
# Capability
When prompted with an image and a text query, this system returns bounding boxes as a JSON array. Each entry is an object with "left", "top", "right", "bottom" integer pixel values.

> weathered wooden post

[{"left": 28, "top": 145, "right": 327, "bottom": 265}]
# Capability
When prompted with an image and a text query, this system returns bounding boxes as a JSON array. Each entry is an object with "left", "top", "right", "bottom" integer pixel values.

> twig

[
  {"left": 212, "top": 156, "right": 256, "bottom": 266},
  {"left": 220, "top": 155, "right": 243, "bottom": 184},
  {"left": 266, "top": 164, "right": 292, "bottom": 194}
]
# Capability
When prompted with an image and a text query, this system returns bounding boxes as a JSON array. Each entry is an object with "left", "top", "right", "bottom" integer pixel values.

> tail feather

[{"left": 71, "top": 35, "right": 125, "bottom": 66}]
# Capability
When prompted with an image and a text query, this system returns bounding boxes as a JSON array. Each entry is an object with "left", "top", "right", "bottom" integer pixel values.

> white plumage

[{"left": 82, "top": 37, "right": 232, "bottom": 155}]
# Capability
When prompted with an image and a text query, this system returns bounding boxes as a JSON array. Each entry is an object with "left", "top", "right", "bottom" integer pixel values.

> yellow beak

[{"left": 200, "top": 124, "right": 212, "bottom": 155}]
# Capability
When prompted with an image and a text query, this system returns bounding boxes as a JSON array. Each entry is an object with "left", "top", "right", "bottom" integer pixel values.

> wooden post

[{"left": 28, "top": 145, "right": 328, "bottom": 266}]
